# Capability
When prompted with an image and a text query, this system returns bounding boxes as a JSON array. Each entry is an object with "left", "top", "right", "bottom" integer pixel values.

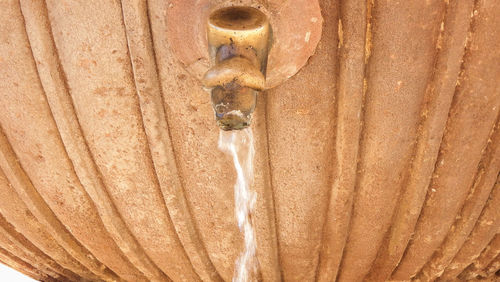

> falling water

[{"left": 218, "top": 128, "right": 258, "bottom": 282}]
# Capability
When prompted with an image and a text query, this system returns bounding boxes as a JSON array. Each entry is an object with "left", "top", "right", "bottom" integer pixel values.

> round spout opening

[{"left": 209, "top": 6, "right": 268, "bottom": 31}]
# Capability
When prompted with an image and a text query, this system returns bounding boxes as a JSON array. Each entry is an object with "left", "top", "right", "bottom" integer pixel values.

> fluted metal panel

[{"left": 0, "top": 0, "right": 498, "bottom": 281}]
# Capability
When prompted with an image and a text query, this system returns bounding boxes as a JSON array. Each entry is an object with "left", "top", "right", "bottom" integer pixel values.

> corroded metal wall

[{"left": 0, "top": 0, "right": 498, "bottom": 281}]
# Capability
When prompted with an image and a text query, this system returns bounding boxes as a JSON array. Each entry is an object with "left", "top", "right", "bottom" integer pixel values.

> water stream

[{"left": 218, "top": 128, "right": 258, "bottom": 282}]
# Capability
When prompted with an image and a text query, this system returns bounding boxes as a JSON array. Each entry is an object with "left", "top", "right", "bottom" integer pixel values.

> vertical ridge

[
  {"left": 147, "top": 0, "right": 245, "bottom": 279},
  {"left": 19, "top": 1, "right": 167, "bottom": 281},
  {"left": 251, "top": 92, "right": 281, "bottom": 281},
  {"left": 0, "top": 247, "right": 52, "bottom": 281},
  {"left": 475, "top": 253, "right": 500, "bottom": 278},
  {"left": 0, "top": 215, "right": 66, "bottom": 280},
  {"left": 44, "top": 0, "right": 198, "bottom": 279},
  {"left": 0, "top": 166, "right": 98, "bottom": 280},
  {"left": 417, "top": 115, "right": 500, "bottom": 280},
  {"left": 264, "top": 86, "right": 284, "bottom": 282},
  {"left": 337, "top": 1, "right": 445, "bottom": 281},
  {"left": 457, "top": 234, "right": 500, "bottom": 280},
  {"left": 0, "top": 4, "right": 107, "bottom": 279},
  {"left": 120, "top": 0, "right": 219, "bottom": 280},
  {"left": 2, "top": 1, "right": 159, "bottom": 281},
  {"left": 365, "top": 0, "right": 474, "bottom": 280},
  {"left": 441, "top": 177, "right": 500, "bottom": 279},
  {"left": 316, "top": 0, "right": 368, "bottom": 280},
  {"left": 480, "top": 256, "right": 500, "bottom": 278},
  {"left": 0, "top": 126, "right": 112, "bottom": 282},
  {"left": 264, "top": 93, "right": 284, "bottom": 282},
  {"left": 335, "top": 0, "right": 373, "bottom": 280},
  {"left": 266, "top": 0, "right": 338, "bottom": 279},
  {"left": 392, "top": 0, "right": 500, "bottom": 278}
]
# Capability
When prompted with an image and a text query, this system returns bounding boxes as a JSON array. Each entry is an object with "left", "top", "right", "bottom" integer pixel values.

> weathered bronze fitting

[{"left": 202, "top": 6, "right": 270, "bottom": 131}]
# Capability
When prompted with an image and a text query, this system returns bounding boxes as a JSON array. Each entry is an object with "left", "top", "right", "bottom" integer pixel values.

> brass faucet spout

[{"left": 202, "top": 6, "right": 270, "bottom": 131}]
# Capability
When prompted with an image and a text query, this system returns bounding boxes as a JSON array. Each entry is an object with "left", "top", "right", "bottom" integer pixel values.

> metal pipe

[{"left": 202, "top": 6, "right": 270, "bottom": 130}]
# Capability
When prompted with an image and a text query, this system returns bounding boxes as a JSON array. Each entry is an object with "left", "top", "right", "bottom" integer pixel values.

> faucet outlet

[{"left": 202, "top": 6, "right": 270, "bottom": 131}]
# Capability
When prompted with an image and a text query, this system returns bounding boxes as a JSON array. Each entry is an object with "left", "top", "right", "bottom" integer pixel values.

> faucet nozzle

[{"left": 203, "top": 6, "right": 270, "bottom": 131}]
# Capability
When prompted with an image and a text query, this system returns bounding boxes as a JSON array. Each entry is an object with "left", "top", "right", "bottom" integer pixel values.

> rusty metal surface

[{"left": 0, "top": 0, "right": 499, "bottom": 281}]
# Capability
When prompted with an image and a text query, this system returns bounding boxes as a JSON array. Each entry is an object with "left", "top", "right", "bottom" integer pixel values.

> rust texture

[{"left": 0, "top": 0, "right": 499, "bottom": 281}]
